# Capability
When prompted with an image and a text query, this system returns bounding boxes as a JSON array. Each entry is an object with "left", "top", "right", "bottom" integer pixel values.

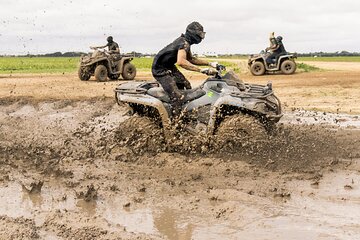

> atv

[
  {"left": 248, "top": 50, "right": 297, "bottom": 76},
  {"left": 78, "top": 47, "right": 136, "bottom": 81},
  {"left": 115, "top": 66, "right": 282, "bottom": 145}
]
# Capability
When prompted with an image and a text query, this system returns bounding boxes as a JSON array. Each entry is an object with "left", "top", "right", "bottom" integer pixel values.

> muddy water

[
  {"left": 1, "top": 99, "right": 360, "bottom": 239},
  {"left": 282, "top": 110, "right": 360, "bottom": 128},
  {"left": 1, "top": 166, "right": 359, "bottom": 239}
]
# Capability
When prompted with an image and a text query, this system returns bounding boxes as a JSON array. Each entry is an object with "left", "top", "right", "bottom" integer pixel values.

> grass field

[
  {"left": 0, "top": 56, "right": 358, "bottom": 74},
  {"left": 0, "top": 57, "right": 79, "bottom": 74},
  {"left": 0, "top": 56, "right": 241, "bottom": 74}
]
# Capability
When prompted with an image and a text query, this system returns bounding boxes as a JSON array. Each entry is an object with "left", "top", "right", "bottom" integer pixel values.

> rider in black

[
  {"left": 91, "top": 36, "right": 121, "bottom": 62},
  {"left": 265, "top": 32, "right": 287, "bottom": 66},
  {"left": 152, "top": 22, "right": 218, "bottom": 113}
]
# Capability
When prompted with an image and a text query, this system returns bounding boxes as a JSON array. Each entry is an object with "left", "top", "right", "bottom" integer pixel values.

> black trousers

[
  {"left": 266, "top": 52, "right": 278, "bottom": 64},
  {"left": 153, "top": 66, "right": 191, "bottom": 103}
]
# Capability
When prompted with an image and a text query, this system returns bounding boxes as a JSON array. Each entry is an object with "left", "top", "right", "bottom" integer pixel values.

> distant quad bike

[
  {"left": 78, "top": 47, "right": 136, "bottom": 81},
  {"left": 248, "top": 50, "right": 297, "bottom": 76},
  {"left": 115, "top": 65, "right": 283, "bottom": 145}
]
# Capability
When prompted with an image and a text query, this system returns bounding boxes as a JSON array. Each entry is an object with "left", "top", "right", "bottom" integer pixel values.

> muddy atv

[
  {"left": 78, "top": 47, "right": 137, "bottom": 81},
  {"left": 248, "top": 50, "right": 297, "bottom": 76},
  {"left": 115, "top": 66, "right": 282, "bottom": 146}
]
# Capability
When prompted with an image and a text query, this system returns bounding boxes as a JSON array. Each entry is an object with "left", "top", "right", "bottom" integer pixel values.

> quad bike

[
  {"left": 115, "top": 65, "right": 283, "bottom": 145},
  {"left": 78, "top": 47, "right": 136, "bottom": 81},
  {"left": 248, "top": 50, "right": 297, "bottom": 76}
]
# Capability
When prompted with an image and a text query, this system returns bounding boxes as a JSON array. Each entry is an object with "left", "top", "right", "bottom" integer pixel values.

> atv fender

[
  {"left": 83, "top": 57, "right": 110, "bottom": 68},
  {"left": 116, "top": 57, "right": 133, "bottom": 74},
  {"left": 115, "top": 92, "right": 172, "bottom": 139}
]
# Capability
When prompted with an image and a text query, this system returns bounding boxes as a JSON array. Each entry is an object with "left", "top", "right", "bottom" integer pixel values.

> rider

[
  {"left": 152, "top": 21, "right": 219, "bottom": 113},
  {"left": 91, "top": 36, "right": 121, "bottom": 63},
  {"left": 265, "top": 32, "right": 287, "bottom": 67}
]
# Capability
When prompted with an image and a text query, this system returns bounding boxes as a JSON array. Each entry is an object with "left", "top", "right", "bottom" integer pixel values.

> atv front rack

[{"left": 114, "top": 87, "right": 148, "bottom": 94}]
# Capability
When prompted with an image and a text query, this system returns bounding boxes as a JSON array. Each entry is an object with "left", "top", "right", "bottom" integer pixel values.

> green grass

[
  {"left": 0, "top": 57, "right": 156, "bottom": 74},
  {"left": 0, "top": 57, "right": 79, "bottom": 74},
  {"left": 131, "top": 57, "right": 153, "bottom": 70},
  {"left": 217, "top": 60, "right": 241, "bottom": 73},
  {"left": 298, "top": 56, "right": 360, "bottom": 62},
  {"left": 297, "top": 63, "right": 320, "bottom": 72},
  {"left": 1, "top": 55, "right": 359, "bottom": 74}
]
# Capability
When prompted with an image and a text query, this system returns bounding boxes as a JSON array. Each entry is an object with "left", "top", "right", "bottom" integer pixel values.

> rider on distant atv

[
  {"left": 151, "top": 22, "right": 219, "bottom": 113},
  {"left": 265, "top": 32, "right": 287, "bottom": 67},
  {"left": 91, "top": 36, "right": 121, "bottom": 63}
]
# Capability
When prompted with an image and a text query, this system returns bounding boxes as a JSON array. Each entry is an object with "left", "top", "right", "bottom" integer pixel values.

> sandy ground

[
  {"left": 1, "top": 60, "right": 360, "bottom": 114},
  {"left": 0, "top": 61, "right": 360, "bottom": 239}
]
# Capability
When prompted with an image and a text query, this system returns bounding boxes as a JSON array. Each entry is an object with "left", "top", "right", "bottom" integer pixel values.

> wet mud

[{"left": 0, "top": 99, "right": 360, "bottom": 239}]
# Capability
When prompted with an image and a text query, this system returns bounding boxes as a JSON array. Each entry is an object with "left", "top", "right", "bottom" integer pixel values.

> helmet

[
  {"left": 276, "top": 36, "right": 283, "bottom": 42},
  {"left": 185, "top": 22, "right": 205, "bottom": 44},
  {"left": 107, "top": 36, "right": 113, "bottom": 43}
]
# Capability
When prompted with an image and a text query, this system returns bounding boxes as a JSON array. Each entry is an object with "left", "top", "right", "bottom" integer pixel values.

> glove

[
  {"left": 208, "top": 62, "right": 218, "bottom": 68},
  {"left": 200, "top": 68, "right": 218, "bottom": 76},
  {"left": 216, "top": 64, "right": 226, "bottom": 71}
]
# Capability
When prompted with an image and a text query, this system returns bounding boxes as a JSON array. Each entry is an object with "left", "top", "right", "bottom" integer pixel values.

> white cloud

[{"left": 0, "top": 0, "right": 359, "bottom": 54}]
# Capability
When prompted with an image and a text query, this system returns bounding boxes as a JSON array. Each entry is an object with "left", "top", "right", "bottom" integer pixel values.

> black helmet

[
  {"left": 276, "top": 36, "right": 283, "bottom": 42},
  {"left": 185, "top": 22, "right": 205, "bottom": 44},
  {"left": 107, "top": 36, "right": 113, "bottom": 43}
]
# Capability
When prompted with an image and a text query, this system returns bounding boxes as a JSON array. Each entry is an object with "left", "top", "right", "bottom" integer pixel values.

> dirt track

[{"left": 1, "top": 62, "right": 360, "bottom": 239}]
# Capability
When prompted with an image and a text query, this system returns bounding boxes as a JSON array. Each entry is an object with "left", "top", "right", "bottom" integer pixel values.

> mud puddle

[
  {"left": 1, "top": 166, "right": 359, "bottom": 239},
  {"left": 282, "top": 110, "right": 360, "bottom": 128}
]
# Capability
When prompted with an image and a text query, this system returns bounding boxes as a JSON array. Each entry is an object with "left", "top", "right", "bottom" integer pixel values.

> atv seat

[
  {"left": 147, "top": 87, "right": 206, "bottom": 103},
  {"left": 181, "top": 88, "right": 206, "bottom": 102},
  {"left": 147, "top": 87, "right": 171, "bottom": 103}
]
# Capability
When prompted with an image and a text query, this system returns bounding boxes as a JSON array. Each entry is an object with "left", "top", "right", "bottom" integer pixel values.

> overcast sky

[{"left": 0, "top": 0, "right": 359, "bottom": 55}]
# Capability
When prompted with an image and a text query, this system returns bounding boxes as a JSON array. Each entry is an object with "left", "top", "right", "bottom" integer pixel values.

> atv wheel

[
  {"left": 116, "top": 115, "right": 164, "bottom": 154},
  {"left": 94, "top": 65, "right": 108, "bottom": 81},
  {"left": 215, "top": 114, "right": 267, "bottom": 151},
  {"left": 78, "top": 67, "right": 91, "bottom": 81},
  {"left": 108, "top": 74, "right": 120, "bottom": 80},
  {"left": 122, "top": 63, "right": 136, "bottom": 80},
  {"left": 280, "top": 60, "right": 296, "bottom": 74},
  {"left": 250, "top": 61, "right": 266, "bottom": 76}
]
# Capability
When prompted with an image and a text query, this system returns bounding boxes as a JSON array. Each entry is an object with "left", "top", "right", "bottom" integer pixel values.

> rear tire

[
  {"left": 280, "top": 60, "right": 296, "bottom": 74},
  {"left": 215, "top": 114, "right": 267, "bottom": 151},
  {"left": 94, "top": 65, "right": 108, "bottom": 81},
  {"left": 78, "top": 67, "right": 91, "bottom": 81},
  {"left": 122, "top": 63, "right": 136, "bottom": 80},
  {"left": 250, "top": 61, "right": 266, "bottom": 76}
]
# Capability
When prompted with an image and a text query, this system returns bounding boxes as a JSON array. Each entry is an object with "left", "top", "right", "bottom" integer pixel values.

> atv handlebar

[
  {"left": 216, "top": 64, "right": 226, "bottom": 72},
  {"left": 201, "top": 64, "right": 226, "bottom": 78}
]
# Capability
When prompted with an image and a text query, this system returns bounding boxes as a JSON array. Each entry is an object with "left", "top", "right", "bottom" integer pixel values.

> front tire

[
  {"left": 122, "top": 63, "right": 136, "bottom": 80},
  {"left": 78, "top": 67, "right": 91, "bottom": 81},
  {"left": 94, "top": 65, "right": 108, "bottom": 81},
  {"left": 214, "top": 114, "right": 267, "bottom": 151},
  {"left": 280, "top": 60, "right": 296, "bottom": 74},
  {"left": 250, "top": 61, "right": 266, "bottom": 76}
]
